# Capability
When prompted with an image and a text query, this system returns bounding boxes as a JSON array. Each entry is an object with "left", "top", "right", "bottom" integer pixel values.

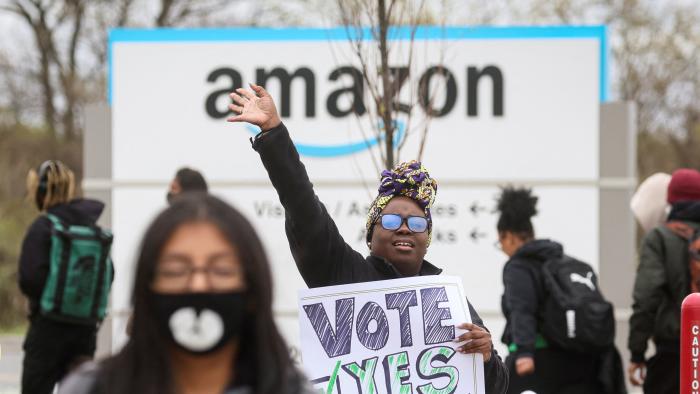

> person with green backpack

[{"left": 18, "top": 160, "right": 114, "bottom": 394}]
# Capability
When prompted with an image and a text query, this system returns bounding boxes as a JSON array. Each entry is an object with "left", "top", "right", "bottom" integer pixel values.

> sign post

[{"left": 681, "top": 293, "right": 700, "bottom": 394}]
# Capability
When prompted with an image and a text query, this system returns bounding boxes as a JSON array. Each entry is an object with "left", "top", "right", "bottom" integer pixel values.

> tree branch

[{"left": 156, "top": 0, "right": 175, "bottom": 26}]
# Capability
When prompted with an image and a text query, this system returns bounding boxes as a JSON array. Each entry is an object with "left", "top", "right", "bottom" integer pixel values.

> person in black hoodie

[
  {"left": 18, "top": 160, "right": 108, "bottom": 394},
  {"left": 628, "top": 168, "right": 700, "bottom": 393},
  {"left": 496, "top": 186, "right": 604, "bottom": 393},
  {"left": 227, "top": 84, "right": 508, "bottom": 393},
  {"left": 166, "top": 167, "right": 209, "bottom": 205}
]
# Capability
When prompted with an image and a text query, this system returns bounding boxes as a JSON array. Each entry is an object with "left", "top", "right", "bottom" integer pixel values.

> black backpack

[{"left": 539, "top": 256, "right": 615, "bottom": 353}]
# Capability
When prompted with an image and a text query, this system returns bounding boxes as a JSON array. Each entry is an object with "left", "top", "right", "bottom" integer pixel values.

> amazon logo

[
  {"left": 205, "top": 65, "right": 503, "bottom": 157},
  {"left": 244, "top": 120, "right": 405, "bottom": 158}
]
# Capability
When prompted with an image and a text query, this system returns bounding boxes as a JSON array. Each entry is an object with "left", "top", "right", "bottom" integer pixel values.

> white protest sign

[{"left": 298, "top": 276, "right": 484, "bottom": 394}]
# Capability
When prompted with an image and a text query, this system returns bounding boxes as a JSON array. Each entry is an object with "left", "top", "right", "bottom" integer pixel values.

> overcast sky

[{"left": 0, "top": 0, "right": 697, "bottom": 106}]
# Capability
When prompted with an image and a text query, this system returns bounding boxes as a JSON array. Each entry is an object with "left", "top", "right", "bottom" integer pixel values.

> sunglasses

[{"left": 376, "top": 214, "right": 430, "bottom": 233}]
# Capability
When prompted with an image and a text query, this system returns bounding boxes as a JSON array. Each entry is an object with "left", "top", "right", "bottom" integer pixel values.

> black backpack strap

[
  {"left": 532, "top": 256, "right": 557, "bottom": 298},
  {"left": 516, "top": 258, "right": 550, "bottom": 329},
  {"left": 90, "top": 234, "right": 112, "bottom": 320},
  {"left": 45, "top": 213, "right": 63, "bottom": 230},
  {"left": 52, "top": 228, "right": 74, "bottom": 314}
]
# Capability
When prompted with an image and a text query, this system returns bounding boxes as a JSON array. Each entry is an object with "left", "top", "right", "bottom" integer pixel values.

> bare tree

[
  {"left": 0, "top": 0, "right": 266, "bottom": 330},
  {"left": 0, "top": 0, "right": 251, "bottom": 141},
  {"left": 2, "top": 0, "right": 57, "bottom": 138},
  {"left": 458, "top": 0, "right": 700, "bottom": 178},
  {"left": 335, "top": 0, "right": 445, "bottom": 170},
  {"left": 610, "top": 1, "right": 700, "bottom": 175},
  {"left": 0, "top": 0, "right": 96, "bottom": 142},
  {"left": 0, "top": 51, "right": 30, "bottom": 126},
  {"left": 154, "top": 0, "right": 234, "bottom": 27}
]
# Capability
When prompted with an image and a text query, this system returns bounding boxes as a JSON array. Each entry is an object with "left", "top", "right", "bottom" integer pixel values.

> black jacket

[
  {"left": 502, "top": 240, "right": 627, "bottom": 394},
  {"left": 500, "top": 239, "right": 562, "bottom": 358},
  {"left": 18, "top": 198, "right": 106, "bottom": 317},
  {"left": 252, "top": 123, "right": 508, "bottom": 394},
  {"left": 629, "top": 200, "right": 700, "bottom": 362}
]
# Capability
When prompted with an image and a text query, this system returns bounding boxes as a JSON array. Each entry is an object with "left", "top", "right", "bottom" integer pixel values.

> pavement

[
  {"left": 0, "top": 335, "right": 21, "bottom": 394},
  {"left": 0, "top": 333, "right": 645, "bottom": 394}
]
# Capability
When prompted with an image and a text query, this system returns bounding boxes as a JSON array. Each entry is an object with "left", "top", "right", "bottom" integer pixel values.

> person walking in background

[
  {"left": 124, "top": 166, "right": 211, "bottom": 337},
  {"left": 630, "top": 172, "right": 672, "bottom": 233},
  {"left": 19, "top": 160, "right": 112, "bottom": 394},
  {"left": 60, "top": 193, "right": 315, "bottom": 394},
  {"left": 628, "top": 168, "right": 700, "bottom": 393},
  {"left": 167, "top": 167, "right": 209, "bottom": 204},
  {"left": 496, "top": 186, "right": 624, "bottom": 394},
  {"left": 227, "top": 84, "right": 509, "bottom": 393}
]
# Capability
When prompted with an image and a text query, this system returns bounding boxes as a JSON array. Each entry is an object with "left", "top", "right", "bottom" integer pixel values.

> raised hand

[{"left": 227, "top": 84, "right": 281, "bottom": 131}]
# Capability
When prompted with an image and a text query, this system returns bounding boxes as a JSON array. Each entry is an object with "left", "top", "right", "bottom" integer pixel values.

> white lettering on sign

[{"left": 692, "top": 324, "right": 699, "bottom": 393}]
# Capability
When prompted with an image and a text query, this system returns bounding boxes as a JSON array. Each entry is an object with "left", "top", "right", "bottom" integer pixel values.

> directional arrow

[
  {"left": 469, "top": 228, "right": 487, "bottom": 243},
  {"left": 469, "top": 201, "right": 488, "bottom": 217}
]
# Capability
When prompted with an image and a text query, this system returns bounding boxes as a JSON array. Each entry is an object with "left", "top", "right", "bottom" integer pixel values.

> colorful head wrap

[{"left": 365, "top": 160, "right": 438, "bottom": 246}]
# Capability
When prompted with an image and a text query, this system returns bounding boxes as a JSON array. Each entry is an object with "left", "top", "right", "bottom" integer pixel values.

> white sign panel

[
  {"left": 298, "top": 276, "right": 484, "bottom": 394},
  {"left": 111, "top": 27, "right": 604, "bottom": 182},
  {"left": 109, "top": 26, "right": 606, "bottom": 352}
]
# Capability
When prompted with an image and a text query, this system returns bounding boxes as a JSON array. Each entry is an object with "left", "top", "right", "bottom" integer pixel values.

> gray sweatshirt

[{"left": 58, "top": 362, "right": 316, "bottom": 394}]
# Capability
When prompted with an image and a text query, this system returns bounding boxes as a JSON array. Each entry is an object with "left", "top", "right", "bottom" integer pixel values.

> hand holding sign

[
  {"left": 454, "top": 323, "right": 492, "bottom": 362},
  {"left": 227, "top": 84, "right": 281, "bottom": 131}
]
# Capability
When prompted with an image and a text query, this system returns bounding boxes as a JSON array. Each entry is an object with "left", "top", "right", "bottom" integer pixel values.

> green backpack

[{"left": 40, "top": 213, "right": 114, "bottom": 325}]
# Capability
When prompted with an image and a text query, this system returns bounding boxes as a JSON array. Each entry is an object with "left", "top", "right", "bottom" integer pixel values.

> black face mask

[
  {"left": 166, "top": 192, "right": 175, "bottom": 205},
  {"left": 152, "top": 292, "right": 248, "bottom": 355}
]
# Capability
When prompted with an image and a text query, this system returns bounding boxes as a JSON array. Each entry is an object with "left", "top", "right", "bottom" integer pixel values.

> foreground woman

[{"left": 61, "top": 194, "right": 314, "bottom": 394}]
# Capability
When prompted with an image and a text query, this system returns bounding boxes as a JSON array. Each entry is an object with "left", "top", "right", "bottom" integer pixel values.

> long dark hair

[
  {"left": 94, "top": 193, "right": 297, "bottom": 394},
  {"left": 496, "top": 185, "right": 538, "bottom": 240}
]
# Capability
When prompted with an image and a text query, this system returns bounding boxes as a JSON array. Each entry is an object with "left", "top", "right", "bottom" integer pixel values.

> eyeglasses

[
  {"left": 376, "top": 214, "right": 429, "bottom": 233},
  {"left": 154, "top": 261, "right": 243, "bottom": 291}
]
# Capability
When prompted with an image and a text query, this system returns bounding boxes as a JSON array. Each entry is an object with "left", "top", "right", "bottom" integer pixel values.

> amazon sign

[
  {"left": 109, "top": 26, "right": 604, "bottom": 182},
  {"left": 107, "top": 26, "right": 606, "bottom": 353}
]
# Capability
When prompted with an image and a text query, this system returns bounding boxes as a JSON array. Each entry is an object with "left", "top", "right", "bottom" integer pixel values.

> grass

[{"left": 0, "top": 323, "right": 26, "bottom": 336}]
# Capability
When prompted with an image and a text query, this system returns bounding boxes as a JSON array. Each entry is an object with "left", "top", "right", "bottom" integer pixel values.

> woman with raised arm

[{"left": 228, "top": 84, "right": 509, "bottom": 393}]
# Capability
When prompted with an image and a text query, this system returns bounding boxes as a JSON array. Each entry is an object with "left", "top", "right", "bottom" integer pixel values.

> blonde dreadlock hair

[{"left": 26, "top": 160, "right": 75, "bottom": 211}]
